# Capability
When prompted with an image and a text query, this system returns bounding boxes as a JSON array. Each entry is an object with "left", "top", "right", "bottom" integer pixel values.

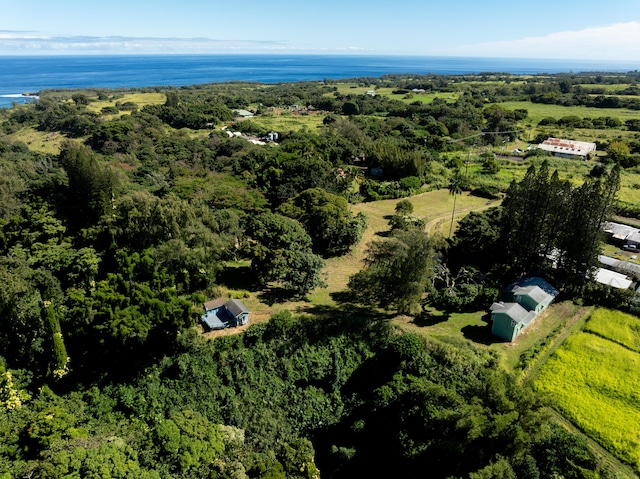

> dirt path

[{"left": 424, "top": 200, "right": 498, "bottom": 236}]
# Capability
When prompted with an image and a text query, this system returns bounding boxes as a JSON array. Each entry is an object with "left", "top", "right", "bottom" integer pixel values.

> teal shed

[{"left": 490, "top": 278, "right": 558, "bottom": 341}]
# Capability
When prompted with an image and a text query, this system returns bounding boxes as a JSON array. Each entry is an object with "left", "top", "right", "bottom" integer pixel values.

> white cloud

[
  {"left": 443, "top": 22, "right": 640, "bottom": 61},
  {"left": 0, "top": 32, "right": 288, "bottom": 54}
]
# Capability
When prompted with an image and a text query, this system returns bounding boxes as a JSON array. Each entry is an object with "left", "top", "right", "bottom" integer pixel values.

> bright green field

[
  {"left": 331, "top": 84, "right": 459, "bottom": 104},
  {"left": 375, "top": 88, "right": 459, "bottom": 104},
  {"left": 497, "top": 100, "right": 640, "bottom": 125},
  {"left": 535, "top": 324, "right": 640, "bottom": 472},
  {"left": 583, "top": 308, "right": 640, "bottom": 353},
  {"left": 576, "top": 84, "right": 635, "bottom": 92}
]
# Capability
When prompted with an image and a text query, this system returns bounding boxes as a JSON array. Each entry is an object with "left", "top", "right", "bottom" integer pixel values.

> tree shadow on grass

[
  {"left": 461, "top": 313, "right": 505, "bottom": 345},
  {"left": 329, "top": 290, "right": 357, "bottom": 304},
  {"left": 216, "top": 263, "right": 256, "bottom": 291},
  {"left": 258, "top": 286, "right": 300, "bottom": 305},
  {"left": 412, "top": 310, "right": 450, "bottom": 327},
  {"left": 300, "top": 302, "right": 397, "bottom": 323}
]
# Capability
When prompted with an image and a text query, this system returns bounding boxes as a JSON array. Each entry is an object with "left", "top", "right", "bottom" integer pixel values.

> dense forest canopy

[{"left": 1, "top": 70, "right": 639, "bottom": 478}]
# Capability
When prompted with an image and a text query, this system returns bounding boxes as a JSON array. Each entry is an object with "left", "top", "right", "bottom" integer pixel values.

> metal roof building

[{"left": 537, "top": 137, "right": 596, "bottom": 158}]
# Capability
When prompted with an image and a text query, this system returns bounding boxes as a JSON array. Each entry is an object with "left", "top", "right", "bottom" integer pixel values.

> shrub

[{"left": 230, "top": 290, "right": 251, "bottom": 299}]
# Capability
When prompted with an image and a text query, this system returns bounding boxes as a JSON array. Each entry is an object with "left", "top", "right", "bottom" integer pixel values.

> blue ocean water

[{"left": 1, "top": 54, "right": 638, "bottom": 109}]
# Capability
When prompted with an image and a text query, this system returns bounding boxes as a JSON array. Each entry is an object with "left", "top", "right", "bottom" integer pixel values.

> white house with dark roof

[
  {"left": 489, "top": 277, "right": 558, "bottom": 341},
  {"left": 201, "top": 298, "right": 250, "bottom": 330}
]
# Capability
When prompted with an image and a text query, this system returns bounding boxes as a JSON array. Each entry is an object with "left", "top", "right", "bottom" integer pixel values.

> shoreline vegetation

[{"left": 1, "top": 69, "right": 639, "bottom": 478}]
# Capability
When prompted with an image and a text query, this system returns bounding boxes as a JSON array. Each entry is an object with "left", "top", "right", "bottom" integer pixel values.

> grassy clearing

[
  {"left": 535, "top": 326, "right": 640, "bottom": 472},
  {"left": 330, "top": 84, "right": 459, "bottom": 104},
  {"left": 498, "top": 100, "right": 640, "bottom": 124},
  {"left": 7, "top": 127, "right": 66, "bottom": 155},
  {"left": 390, "top": 302, "right": 595, "bottom": 385},
  {"left": 576, "top": 84, "right": 634, "bottom": 92},
  {"left": 473, "top": 154, "right": 640, "bottom": 208},
  {"left": 321, "top": 190, "right": 492, "bottom": 294},
  {"left": 332, "top": 83, "right": 375, "bottom": 95},
  {"left": 375, "top": 88, "right": 459, "bottom": 104},
  {"left": 243, "top": 111, "right": 325, "bottom": 132},
  {"left": 583, "top": 308, "right": 640, "bottom": 353},
  {"left": 85, "top": 92, "right": 166, "bottom": 114},
  {"left": 619, "top": 170, "right": 640, "bottom": 206},
  {"left": 214, "top": 189, "right": 495, "bottom": 335}
]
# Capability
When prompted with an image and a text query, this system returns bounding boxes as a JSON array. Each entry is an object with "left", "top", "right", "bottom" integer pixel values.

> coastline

[{"left": 1, "top": 54, "right": 638, "bottom": 109}]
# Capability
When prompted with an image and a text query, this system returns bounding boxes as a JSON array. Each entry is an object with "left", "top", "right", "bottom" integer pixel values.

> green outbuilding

[{"left": 489, "top": 278, "right": 558, "bottom": 342}]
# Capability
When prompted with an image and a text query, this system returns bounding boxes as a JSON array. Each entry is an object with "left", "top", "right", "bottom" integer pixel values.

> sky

[{"left": 1, "top": 0, "right": 640, "bottom": 60}]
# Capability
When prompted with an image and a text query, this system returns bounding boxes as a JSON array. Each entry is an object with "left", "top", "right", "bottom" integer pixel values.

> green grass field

[
  {"left": 497, "top": 100, "right": 640, "bottom": 128},
  {"left": 85, "top": 92, "right": 166, "bottom": 113},
  {"left": 242, "top": 111, "right": 325, "bottom": 132},
  {"left": 331, "top": 84, "right": 459, "bottom": 104},
  {"left": 7, "top": 127, "right": 66, "bottom": 155},
  {"left": 535, "top": 311, "right": 640, "bottom": 472},
  {"left": 576, "top": 84, "right": 635, "bottom": 92},
  {"left": 375, "top": 88, "right": 459, "bottom": 104},
  {"left": 321, "top": 190, "right": 493, "bottom": 294},
  {"left": 583, "top": 308, "right": 640, "bottom": 353}
]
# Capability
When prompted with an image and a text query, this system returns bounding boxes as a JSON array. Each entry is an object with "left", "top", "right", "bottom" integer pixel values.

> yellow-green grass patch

[
  {"left": 244, "top": 112, "right": 325, "bottom": 132},
  {"left": 7, "top": 127, "right": 67, "bottom": 155},
  {"left": 584, "top": 308, "right": 640, "bottom": 353},
  {"left": 535, "top": 331, "right": 640, "bottom": 471},
  {"left": 332, "top": 83, "right": 376, "bottom": 95},
  {"left": 321, "top": 190, "right": 492, "bottom": 294},
  {"left": 374, "top": 88, "right": 459, "bottom": 104},
  {"left": 86, "top": 92, "right": 166, "bottom": 114},
  {"left": 576, "top": 84, "right": 635, "bottom": 92},
  {"left": 601, "top": 244, "right": 640, "bottom": 265},
  {"left": 618, "top": 171, "right": 640, "bottom": 207},
  {"left": 496, "top": 100, "right": 640, "bottom": 125}
]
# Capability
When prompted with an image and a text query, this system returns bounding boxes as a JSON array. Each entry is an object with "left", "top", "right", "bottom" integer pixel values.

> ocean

[{"left": 1, "top": 54, "right": 638, "bottom": 109}]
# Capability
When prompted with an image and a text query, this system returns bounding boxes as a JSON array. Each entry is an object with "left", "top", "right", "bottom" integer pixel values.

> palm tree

[{"left": 448, "top": 169, "right": 464, "bottom": 238}]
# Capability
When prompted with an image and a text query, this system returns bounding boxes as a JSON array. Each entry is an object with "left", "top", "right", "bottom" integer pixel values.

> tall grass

[
  {"left": 535, "top": 329, "right": 640, "bottom": 471},
  {"left": 584, "top": 308, "right": 640, "bottom": 353}
]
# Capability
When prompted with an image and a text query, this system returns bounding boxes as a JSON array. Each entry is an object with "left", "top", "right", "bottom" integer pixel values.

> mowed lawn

[{"left": 535, "top": 308, "right": 640, "bottom": 472}]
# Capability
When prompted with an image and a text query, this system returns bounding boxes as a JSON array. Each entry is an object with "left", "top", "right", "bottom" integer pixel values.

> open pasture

[
  {"left": 496, "top": 100, "right": 640, "bottom": 126},
  {"left": 7, "top": 126, "right": 65, "bottom": 155},
  {"left": 85, "top": 91, "right": 166, "bottom": 114},
  {"left": 330, "top": 83, "right": 459, "bottom": 104},
  {"left": 321, "top": 190, "right": 492, "bottom": 293},
  {"left": 535, "top": 324, "right": 640, "bottom": 472},
  {"left": 577, "top": 84, "right": 635, "bottom": 92},
  {"left": 243, "top": 111, "right": 325, "bottom": 132},
  {"left": 376, "top": 88, "right": 459, "bottom": 104}
]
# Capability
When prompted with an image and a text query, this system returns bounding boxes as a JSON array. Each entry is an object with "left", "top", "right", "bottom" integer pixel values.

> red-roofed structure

[{"left": 537, "top": 137, "right": 596, "bottom": 159}]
